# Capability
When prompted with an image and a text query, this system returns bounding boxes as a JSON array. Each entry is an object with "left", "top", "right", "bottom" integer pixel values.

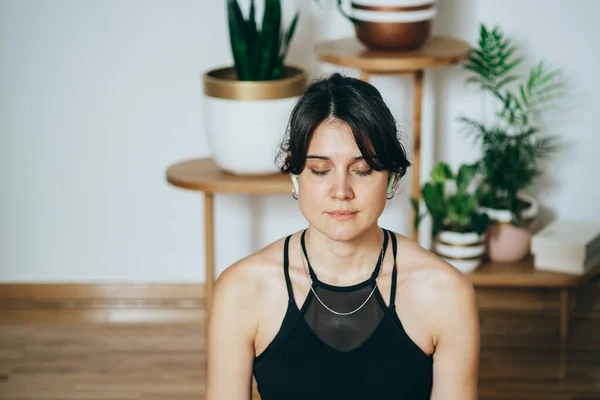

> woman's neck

[{"left": 302, "top": 224, "right": 385, "bottom": 286}]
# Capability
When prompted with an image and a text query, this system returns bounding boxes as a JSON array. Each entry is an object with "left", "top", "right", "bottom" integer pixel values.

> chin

[{"left": 313, "top": 216, "right": 371, "bottom": 243}]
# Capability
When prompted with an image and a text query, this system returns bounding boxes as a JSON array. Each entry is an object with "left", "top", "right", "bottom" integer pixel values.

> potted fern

[
  {"left": 203, "top": 0, "right": 307, "bottom": 175},
  {"left": 459, "top": 24, "right": 564, "bottom": 263},
  {"left": 412, "top": 162, "right": 490, "bottom": 273}
]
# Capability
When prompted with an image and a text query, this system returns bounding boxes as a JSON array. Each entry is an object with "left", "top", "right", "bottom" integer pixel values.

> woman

[{"left": 206, "top": 73, "right": 480, "bottom": 400}]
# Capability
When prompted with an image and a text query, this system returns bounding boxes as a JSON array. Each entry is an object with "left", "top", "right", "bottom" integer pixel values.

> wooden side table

[
  {"left": 315, "top": 36, "right": 471, "bottom": 240},
  {"left": 166, "top": 158, "right": 291, "bottom": 319},
  {"left": 469, "top": 256, "right": 600, "bottom": 340}
]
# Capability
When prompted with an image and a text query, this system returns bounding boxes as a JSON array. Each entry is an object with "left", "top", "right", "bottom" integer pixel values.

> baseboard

[{"left": 0, "top": 283, "right": 205, "bottom": 323}]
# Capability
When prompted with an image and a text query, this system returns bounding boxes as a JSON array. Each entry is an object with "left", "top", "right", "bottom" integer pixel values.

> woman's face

[{"left": 297, "top": 119, "right": 389, "bottom": 242}]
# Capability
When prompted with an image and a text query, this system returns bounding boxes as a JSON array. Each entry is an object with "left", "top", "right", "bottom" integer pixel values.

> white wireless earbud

[{"left": 291, "top": 174, "right": 299, "bottom": 194}]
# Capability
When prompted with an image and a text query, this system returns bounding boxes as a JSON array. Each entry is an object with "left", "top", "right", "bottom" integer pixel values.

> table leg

[
  {"left": 560, "top": 288, "right": 569, "bottom": 339},
  {"left": 411, "top": 70, "right": 424, "bottom": 242},
  {"left": 204, "top": 193, "right": 215, "bottom": 317}
]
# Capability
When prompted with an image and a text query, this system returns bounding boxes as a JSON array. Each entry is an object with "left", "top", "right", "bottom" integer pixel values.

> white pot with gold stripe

[
  {"left": 433, "top": 231, "right": 486, "bottom": 273},
  {"left": 342, "top": 0, "right": 437, "bottom": 49},
  {"left": 202, "top": 66, "right": 307, "bottom": 175}
]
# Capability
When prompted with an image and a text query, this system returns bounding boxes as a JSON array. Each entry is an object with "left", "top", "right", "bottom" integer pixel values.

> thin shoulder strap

[
  {"left": 388, "top": 230, "right": 399, "bottom": 308},
  {"left": 369, "top": 228, "right": 389, "bottom": 280},
  {"left": 283, "top": 234, "right": 295, "bottom": 303}
]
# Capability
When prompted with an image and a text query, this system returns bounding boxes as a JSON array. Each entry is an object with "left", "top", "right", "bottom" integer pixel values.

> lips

[{"left": 326, "top": 210, "right": 358, "bottom": 220}]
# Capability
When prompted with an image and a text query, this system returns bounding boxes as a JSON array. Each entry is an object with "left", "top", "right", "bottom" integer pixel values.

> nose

[{"left": 329, "top": 172, "right": 354, "bottom": 201}]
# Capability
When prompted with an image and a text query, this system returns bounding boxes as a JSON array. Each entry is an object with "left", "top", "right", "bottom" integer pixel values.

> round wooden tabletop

[
  {"left": 165, "top": 158, "right": 291, "bottom": 194},
  {"left": 315, "top": 36, "right": 471, "bottom": 72}
]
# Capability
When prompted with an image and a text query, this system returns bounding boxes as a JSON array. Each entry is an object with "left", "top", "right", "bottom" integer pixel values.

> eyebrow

[{"left": 306, "top": 155, "right": 365, "bottom": 161}]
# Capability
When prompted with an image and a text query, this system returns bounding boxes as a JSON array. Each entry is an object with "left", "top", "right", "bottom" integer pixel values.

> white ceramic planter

[
  {"left": 433, "top": 231, "right": 486, "bottom": 273},
  {"left": 202, "top": 66, "right": 307, "bottom": 176},
  {"left": 480, "top": 193, "right": 540, "bottom": 263},
  {"left": 480, "top": 193, "right": 539, "bottom": 223},
  {"left": 203, "top": 97, "right": 297, "bottom": 175}
]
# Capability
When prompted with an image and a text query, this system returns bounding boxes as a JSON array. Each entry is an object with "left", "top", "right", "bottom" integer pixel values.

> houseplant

[
  {"left": 459, "top": 24, "right": 564, "bottom": 262},
  {"left": 203, "top": 0, "right": 307, "bottom": 175},
  {"left": 411, "top": 162, "right": 491, "bottom": 273}
]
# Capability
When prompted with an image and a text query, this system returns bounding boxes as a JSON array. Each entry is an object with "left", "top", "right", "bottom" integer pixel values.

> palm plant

[
  {"left": 460, "top": 24, "right": 564, "bottom": 226},
  {"left": 227, "top": 0, "right": 299, "bottom": 81}
]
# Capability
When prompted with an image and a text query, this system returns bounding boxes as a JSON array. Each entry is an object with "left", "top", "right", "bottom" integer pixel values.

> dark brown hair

[{"left": 276, "top": 72, "right": 411, "bottom": 179}]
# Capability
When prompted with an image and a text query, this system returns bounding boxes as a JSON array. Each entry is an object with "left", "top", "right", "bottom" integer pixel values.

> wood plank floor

[{"left": 1, "top": 290, "right": 599, "bottom": 399}]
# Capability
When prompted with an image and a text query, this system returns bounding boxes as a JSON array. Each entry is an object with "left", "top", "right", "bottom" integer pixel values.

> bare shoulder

[
  {"left": 391, "top": 232, "right": 478, "bottom": 347},
  {"left": 207, "top": 235, "right": 294, "bottom": 399},
  {"left": 211, "top": 234, "right": 291, "bottom": 320}
]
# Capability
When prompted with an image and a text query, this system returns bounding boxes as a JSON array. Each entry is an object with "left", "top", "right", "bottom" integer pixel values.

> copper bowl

[{"left": 350, "top": 0, "right": 436, "bottom": 50}]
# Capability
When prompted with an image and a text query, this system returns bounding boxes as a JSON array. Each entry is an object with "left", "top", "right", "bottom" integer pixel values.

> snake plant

[{"left": 227, "top": 0, "right": 299, "bottom": 81}]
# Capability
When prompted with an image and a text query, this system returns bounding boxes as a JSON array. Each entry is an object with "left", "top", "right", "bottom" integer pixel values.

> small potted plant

[
  {"left": 203, "top": 0, "right": 307, "bottom": 175},
  {"left": 411, "top": 162, "right": 491, "bottom": 273},
  {"left": 459, "top": 24, "right": 564, "bottom": 263}
]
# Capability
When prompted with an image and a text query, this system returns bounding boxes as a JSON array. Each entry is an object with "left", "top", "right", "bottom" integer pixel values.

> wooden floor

[{"left": 1, "top": 289, "right": 599, "bottom": 400}]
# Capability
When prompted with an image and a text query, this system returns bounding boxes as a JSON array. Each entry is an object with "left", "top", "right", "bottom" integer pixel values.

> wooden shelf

[
  {"left": 314, "top": 36, "right": 471, "bottom": 72},
  {"left": 469, "top": 257, "right": 600, "bottom": 288},
  {"left": 166, "top": 157, "right": 290, "bottom": 194}
]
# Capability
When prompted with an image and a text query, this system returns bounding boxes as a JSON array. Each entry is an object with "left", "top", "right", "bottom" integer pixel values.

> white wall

[{"left": 1, "top": 0, "right": 598, "bottom": 283}]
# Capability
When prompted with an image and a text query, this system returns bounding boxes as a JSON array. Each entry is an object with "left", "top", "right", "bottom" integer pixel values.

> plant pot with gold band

[
  {"left": 339, "top": 0, "right": 437, "bottom": 50},
  {"left": 202, "top": 66, "right": 307, "bottom": 175}
]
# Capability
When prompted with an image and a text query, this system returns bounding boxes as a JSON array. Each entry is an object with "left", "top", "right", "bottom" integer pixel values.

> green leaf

[
  {"left": 519, "top": 84, "right": 529, "bottom": 107},
  {"left": 458, "top": 116, "right": 488, "bottom": 143},
  {"left": 227, "top": 0, "right": 250, "bottom": 80},
  {"left": 471, "top": 211, "right": 491, "bottom": 235},
  {"left": 538, "top": 68, "right": 562, "bottom": 86},
  {"left": 337, "top": 0, "right": 361, "bottom": 25},
  {"left": 246, "top": 0, "right": 258, "bottom": 77},
  {"left": 271, "top": 10, "right": 299, "bottom": 80},
  {"left": 456, "top": 163, "right": 478, "bottom": 194},
  {"left": 495, "top": 75, "right": 520, "bottom": 90},
  {"left": 498, "top": 57, "right": 524, "bottom": 77},
  {"left": 430, "top": 162, "right": 453, "bottom": 183},
  {"left": 410, "top": 197, "right": 423, "bottom": 232},
  {"left": 410, "top": 197, "right": 419, "bottom": 213},
  {"left": 255, "top": 0, "right": 282, "bottom": 81},
  {"left": 423, "top": 182, "right": 447, "bottom": 223},
  {"left": 533, "top": 82, "right": 565, "bottom": 98}
]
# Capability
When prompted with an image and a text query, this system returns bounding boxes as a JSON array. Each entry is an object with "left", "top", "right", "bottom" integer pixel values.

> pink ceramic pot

[
  {"left": 485, "top": 221, "right": 539, "bottom": 263},
  {"left": 481, "top": 194, "right": 539, "bottom": 263}
]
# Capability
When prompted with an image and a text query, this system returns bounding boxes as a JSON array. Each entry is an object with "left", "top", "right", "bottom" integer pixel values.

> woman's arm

[
  {"left": 205, "top": 260, "right": 259, "bottom": 400},
  {"left": 429, "top": 271, "right": 480, "bottom": 399}
]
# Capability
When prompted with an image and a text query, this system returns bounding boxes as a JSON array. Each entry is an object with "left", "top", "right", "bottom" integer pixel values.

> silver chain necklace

[{"left": 300, "top": 230, "right": 386, "bottom": 316}]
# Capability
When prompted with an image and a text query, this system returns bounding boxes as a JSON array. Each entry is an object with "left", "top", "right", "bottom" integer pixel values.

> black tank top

[{"left": 253, "top": 228, "right": 434, "bottom": 399}]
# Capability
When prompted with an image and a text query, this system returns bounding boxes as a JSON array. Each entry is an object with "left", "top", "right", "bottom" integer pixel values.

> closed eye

[{"left": 355, "top": 169, "right": 373, "bottom": 176}]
